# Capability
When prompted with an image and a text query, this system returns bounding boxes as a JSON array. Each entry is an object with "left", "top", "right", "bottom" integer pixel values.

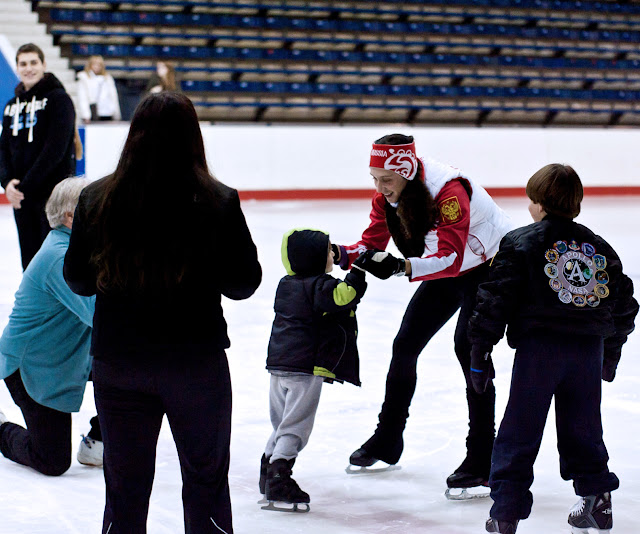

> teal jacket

[{"left": 0, "top": 226, "right": 95, "bottom": 412}]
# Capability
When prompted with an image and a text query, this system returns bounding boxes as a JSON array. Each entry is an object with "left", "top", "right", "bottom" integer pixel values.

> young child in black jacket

[
  {"left": 468, "top": 164, "right": 638, "bottom": 534},
  {"left": 260, "top": 228, "right": 367, "bottom": 511}
]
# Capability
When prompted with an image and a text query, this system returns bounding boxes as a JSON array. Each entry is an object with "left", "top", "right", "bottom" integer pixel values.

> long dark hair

[
  {"left": 91, "top": 92, "right": 219, "bottom": 293},
  {"left": 378, "top": 134, "right": 439, "bottom": 258}
]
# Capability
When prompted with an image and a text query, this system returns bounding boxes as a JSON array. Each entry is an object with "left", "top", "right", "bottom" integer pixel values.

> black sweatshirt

[{"left": 0, "top": 73, "right": 75, "bottom": 202}]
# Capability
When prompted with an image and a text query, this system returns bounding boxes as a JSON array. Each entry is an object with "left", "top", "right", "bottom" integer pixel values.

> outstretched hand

[
  {"left": 352, "top": 250, "right": 405, "bottom": 280},
  {"left": 470, "top": 345, "right": 495, "bottom": 394}
]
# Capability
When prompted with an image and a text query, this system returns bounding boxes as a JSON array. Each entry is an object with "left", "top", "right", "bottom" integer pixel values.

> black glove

[
  {"left": 602, "top": 348, "right": 621, "bottom": 382},
  {"left": 351, "top": 249, "right": 405, "bottom": 280},
  {"left": 331, "top": 244, "right": 349, "bottom": 269},
  {"left": 470, "top": 345, "right": 495, "bottom": 394}
]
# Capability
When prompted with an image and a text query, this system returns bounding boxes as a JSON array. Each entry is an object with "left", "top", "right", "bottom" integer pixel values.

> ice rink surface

[{"left": 0, "top": 196, "right": 638, "bottom": 534}]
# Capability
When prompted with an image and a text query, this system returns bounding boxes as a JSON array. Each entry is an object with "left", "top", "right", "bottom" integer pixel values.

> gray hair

[{"left": 45, "top": 177, "right": 88, "bottom": 228}]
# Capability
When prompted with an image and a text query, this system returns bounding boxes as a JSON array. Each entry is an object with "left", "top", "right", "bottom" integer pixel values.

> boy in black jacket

[
  {"left": 468, "top": 164, "right": 638, "bottom": 534},
  {"left": 260, "top": 228, "right": 367, "bottom": 511},
  {"left": 0, "top": 43, "right": 76, "bottom": 270}
]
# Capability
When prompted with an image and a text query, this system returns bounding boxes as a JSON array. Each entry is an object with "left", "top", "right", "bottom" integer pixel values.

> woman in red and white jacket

[{"left": 337, "top": 133, "right": 511, "bottom": 497}]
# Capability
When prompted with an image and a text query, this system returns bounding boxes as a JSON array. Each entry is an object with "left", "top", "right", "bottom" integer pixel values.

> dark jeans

[
  {"left": 0, "top": 370, "right": 71, "bottom": 476},
  {"left": 365, "top": 261, "right": 495, "bottom": 469},
  {"left": 489, "top": 332, "right": 619, "bottom": 521},
  {"left": 13, "top": 198, "right": 50, "bottom": 270},
  {"left": 92, "top": 352, "right": 233, "bottom": 534}
]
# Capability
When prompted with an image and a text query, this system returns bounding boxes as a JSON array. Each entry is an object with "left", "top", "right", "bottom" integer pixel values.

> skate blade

[
  {"left": 445, "top": 486, "right": 490, "bottom": 501},
  {"left": 345, "top": 464, "right": 401, "bottom": 475},
  {"left": 257, "top": 497, "right": 267, "bottom": 505},
  {"left": 261, "top": 500, "right": 310, "bottom": 513},
  {"left": 570, "top": 528, "right": 610, "bottom": 534}
]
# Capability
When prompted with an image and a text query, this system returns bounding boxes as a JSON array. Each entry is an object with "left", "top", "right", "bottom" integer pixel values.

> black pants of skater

[
  {"left": 489, "top": 332, "right": 619, "bottom": 522},
  {"left": 0, "top": 370, "right": 71, "bottom": 476},
  {"left": 363, "top": 261, "right": 495, "bottom": 468},
  {"left": 93, "top": 352, "right": 234, "bottom": 534},
  {"left": 13, "top": 197, "right": 50, "bottom": 270}
]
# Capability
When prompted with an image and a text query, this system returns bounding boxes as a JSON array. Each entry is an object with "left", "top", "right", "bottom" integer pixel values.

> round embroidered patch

[
  {"left": 595, "top": 270, "right": 609, "bottom": 285},
  {"left": 545, "top": 249, "right": 559, "bottom": 263},
  {"left": 558, "top": 289, "right": 572, "bottom": 304},
  {"left": 582, "top": 243, "right": 596, "bottom": 257},
  {"left": 549, "top": 279, "right": 562, "bottom": 292},
  {"left": 568, "top": 239, "right": 580, "bottom": 251},
  {"left": 572, "top": 294, "right": 587, "bottom": 307},
  {"left": 586, "top": 294, "right": 600, "bottom": 307},
  {"left": 554, "top": 241, "right": 568, "bottom": 253},
  {"left": 593, "top": 254, "right": 607, "bottom": 270},
  {"left": 544, "top": 263, "right": 559, "bottom": 278},
  {"left": 594, "top": 284, "right": 610, "bottom": 298}
]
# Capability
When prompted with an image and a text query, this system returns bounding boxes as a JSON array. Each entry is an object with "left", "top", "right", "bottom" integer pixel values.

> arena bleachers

[{"left": 31, "top": 0, "right": 640, "bottom": 125}]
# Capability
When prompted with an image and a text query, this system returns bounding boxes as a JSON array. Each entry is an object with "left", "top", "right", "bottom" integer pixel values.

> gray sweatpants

[{"left": 264, "top": 374, "right": 323, "bottom": 462}]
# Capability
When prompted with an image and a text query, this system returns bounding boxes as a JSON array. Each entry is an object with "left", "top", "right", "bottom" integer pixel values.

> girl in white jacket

[{"left": 77, "top": 56, "right": 121, "bottom": 123}]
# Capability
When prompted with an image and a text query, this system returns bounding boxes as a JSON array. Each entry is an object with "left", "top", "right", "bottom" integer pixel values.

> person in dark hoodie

[
  {"left": 260, "top": 228, "right": 368, "bottom": 512},
  {"left": 468, "top": 164, "right": 638, "bottom": 534},
  {"left": 0, "top": 43, "right": 75, "bottom": 270}
]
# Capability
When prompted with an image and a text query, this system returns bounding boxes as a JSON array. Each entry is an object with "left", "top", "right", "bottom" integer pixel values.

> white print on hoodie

[{"left": 5, "top": 96, "right": 49, "bottom": 143}]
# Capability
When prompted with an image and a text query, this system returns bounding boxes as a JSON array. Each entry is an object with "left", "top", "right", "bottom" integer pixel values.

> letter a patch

[{"left": 439, "top": 196, "right": 462, "bottom": 224}]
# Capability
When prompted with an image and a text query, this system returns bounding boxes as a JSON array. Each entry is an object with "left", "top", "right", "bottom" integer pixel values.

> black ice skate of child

[{"left": 262, "top": 459, "right": 311, "bottom": 513}]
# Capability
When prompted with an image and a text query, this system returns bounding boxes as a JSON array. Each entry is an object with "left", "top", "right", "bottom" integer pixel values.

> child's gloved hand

[
  {"left": 470, "top": 345, "right": 495, "bottom": 394},
  {"left": 352, "top": 250, "right": 405, "bottom": 280},
  {"left": 331, "top": 244, "right": 348, "bottom": 269}
]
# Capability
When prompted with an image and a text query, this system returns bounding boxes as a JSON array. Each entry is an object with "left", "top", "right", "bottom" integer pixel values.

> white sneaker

[
  {"left": 0, "top": 407, "right": 7, "bottom": 426},
  {"left": 77, "top": 435, "right": 104, "bottom": 467}
]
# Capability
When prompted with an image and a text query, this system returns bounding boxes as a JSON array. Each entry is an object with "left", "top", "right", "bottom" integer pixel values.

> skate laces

[
  {"left": 569, "top": 497, "right": 587, "bottom": 517},
  {"left": 80, "top": 434, "right": 94, "bottom": 448}
]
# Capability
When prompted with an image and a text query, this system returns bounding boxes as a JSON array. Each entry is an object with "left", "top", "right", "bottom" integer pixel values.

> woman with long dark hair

[
  {"left": 63, "top": 92, "right": 262, "bottom": 534},
  {"left": 335, "top": 133, "right": 511, "bottom": 499}
]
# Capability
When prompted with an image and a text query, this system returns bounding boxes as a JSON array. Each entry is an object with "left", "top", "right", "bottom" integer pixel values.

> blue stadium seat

[
  {"left": 159, "top": 46, "right": 185, "bottom": 58},
  {"left": 110, "top": 11, "right": 134, "bottom": 24},
  {"left": 238, "top": 81, "right": 265, "bottom": 92},
  {"left": 340, "top": 84, "right": 364, "bottom": 95},
  {"left": 316, "top": 83, "right": 340, "bottom": 94},
  {"left": 189, "top": 14, "right": 214, "bottom": 25},
  {"left": 72, "top": 43, "right": 104, "bottom": 56},
  {"left": 290, "top": 82, "right": 313, "bottom": 94},
  {"left": 364, "top": 51, "right": 386, "bottom": 63},
  {"left": 239, "top": 48, "right": 264, "bottom": 60},
  {"left": 104, "top": 45, "right": 128, "bottom": 57},
  {"left": 135, "top": 12, "right": 161, "bottom": 25},
  {"left": 132, "top": 45, "right": 159, "bottom": 57},
  {"left": 365, "top": 84, "right": 388, "bottom": 95},
  {"left": 212, "top": 47, "right": 238, "bottom": 60},
  {"left": 162, "top": 13, "right": 188, "bottom": 25},
  {"left": 186, "top": 46, "right": 210, "bottom": 59},
  {"left": 265, "top": 82, "right": 289, "bottom": 93}
]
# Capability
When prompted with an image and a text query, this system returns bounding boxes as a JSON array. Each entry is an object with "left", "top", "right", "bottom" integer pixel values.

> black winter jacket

[
  {"left": 267, "top": 229, "right": 367, "bottom": 385},
  {"left": 0, "top": 73, "right": 75, "bottom": 202},
  {"left": 63, "top": 176, "right": 262, "bottom": 360},
  {"left": 469, "top": 214, "right": 638, "bottom": 374}
]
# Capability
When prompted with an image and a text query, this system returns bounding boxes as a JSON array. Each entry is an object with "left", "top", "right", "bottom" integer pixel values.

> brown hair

[
  {"left": 16, "top": 43, "right": 45, "bottom": 63},
  {"left": 526, "top": 163, "right": 583, "bottom": 219},
  {"left": 85, "top": 55, "right": 106, "bottom": 75},
  {"left": 89, "top": 92, "right": 219, "bottom": 294},
  {"left": 375, "top": 133, "right": 439, "bottom": 258}
]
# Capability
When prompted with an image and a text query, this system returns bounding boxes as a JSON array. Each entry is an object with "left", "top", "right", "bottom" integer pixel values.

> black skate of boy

[{"left": 262, "top": 458, "right": 310, "bottom": 513}]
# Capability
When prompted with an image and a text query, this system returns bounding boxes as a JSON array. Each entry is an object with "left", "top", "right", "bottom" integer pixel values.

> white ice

[{"left": 0, "top": 197, "right": 638, "bottom": 534}]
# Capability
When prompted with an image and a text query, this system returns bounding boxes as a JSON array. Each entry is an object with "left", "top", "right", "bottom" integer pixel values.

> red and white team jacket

[{"left": 344, "top": 158, "right": 512, "bottom": 282}]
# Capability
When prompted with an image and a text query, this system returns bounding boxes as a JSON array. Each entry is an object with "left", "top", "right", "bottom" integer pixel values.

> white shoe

[
  {"left": 0, "top": 407, "right": 8, "bottom": 426},
  {"left": 77, "top": 435, "right": 104, "bottom": 467}
]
